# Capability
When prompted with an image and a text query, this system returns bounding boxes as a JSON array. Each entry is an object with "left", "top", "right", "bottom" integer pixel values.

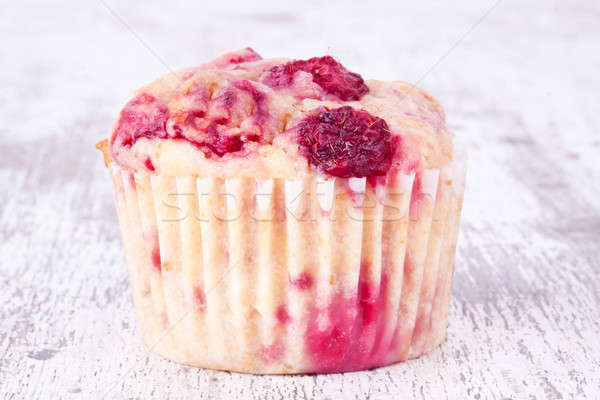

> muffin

[{"left": 96, "top": 47, "right": 466, "bottom": 374}]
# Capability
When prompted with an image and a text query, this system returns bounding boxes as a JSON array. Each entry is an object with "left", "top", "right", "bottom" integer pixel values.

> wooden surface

[{"left": 1, "top": 0, "right": 599, "bottom": 398}]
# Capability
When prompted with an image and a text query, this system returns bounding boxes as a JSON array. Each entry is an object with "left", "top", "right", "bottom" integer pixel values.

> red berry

[
  {"left": 193, "top": 286, "right": 206, "bottom": 311},
  {"left": 233, "top": 80, "right": 267, "bottom": 124},
  {"left": 227, "top": 47, "right": 262, "bottom": 64},
  {"left": 144, "top": 157, "right": 155, "bottom": 171},
  {"left": 201, "top": 47, "right": 263, "bottom": 70},
  {"left": 290, "top": 272, "right": 314, "bottom": 290},
  {"left": 276, "top": 305, "right": 292, "bottom": 325},
  {"left": 261, "top": 56, "right": 369, "bottom": 101},
  {"left": 151, "top": 244, "right": 161, "bottom": 273},
  {"left": 111, "top": 82, "right": 265, "bottom": 160},
  {"left": 111, "top": 93, "right": 169, "bottom": 149},
  {"left": 295, "top": 106, "right": 394, "bottom": 178},
  {"left": 198, "top": 119, "right": 252, "bottom": 157}
]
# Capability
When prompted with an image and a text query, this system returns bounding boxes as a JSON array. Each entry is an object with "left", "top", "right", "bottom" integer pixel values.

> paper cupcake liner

[{"left": 108, "top": 153, "right": 466, "bottom": 374}]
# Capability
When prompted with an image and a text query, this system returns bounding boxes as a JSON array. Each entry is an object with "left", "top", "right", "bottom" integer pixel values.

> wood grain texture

[{"left": 1, "top": 0, "right": 599, "bottom": 398}]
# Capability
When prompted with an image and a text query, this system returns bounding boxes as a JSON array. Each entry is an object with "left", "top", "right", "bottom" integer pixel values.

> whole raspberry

[
  {"left": 261, "top": 56, "right": 369, "bottom": 101},
  {"left": 295, "top": 106, "right": 393, "bottom": 178}
]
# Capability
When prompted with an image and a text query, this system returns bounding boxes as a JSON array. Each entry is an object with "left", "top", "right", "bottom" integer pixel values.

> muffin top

[{"left": 102, "top": 47, "right": 453, "bottom": 180}]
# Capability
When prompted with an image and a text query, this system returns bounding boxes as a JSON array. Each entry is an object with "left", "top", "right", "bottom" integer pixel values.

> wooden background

[{"left": 1, "top": 0, "right": 599, "bottom": 398}]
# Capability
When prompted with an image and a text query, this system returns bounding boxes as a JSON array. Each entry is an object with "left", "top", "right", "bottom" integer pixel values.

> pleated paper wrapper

[{"left": 108, "top": 152, "right": 466, "bottom": 374}]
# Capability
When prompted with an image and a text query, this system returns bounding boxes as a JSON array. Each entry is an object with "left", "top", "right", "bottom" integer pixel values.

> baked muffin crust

[{"left": 106, "top": 48, "right": 454, "bottom": 179}]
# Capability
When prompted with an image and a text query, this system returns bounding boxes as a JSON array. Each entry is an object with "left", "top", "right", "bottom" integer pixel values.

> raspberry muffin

[{"left": 97, "top": 47, "right": 466, "bottom": 374}]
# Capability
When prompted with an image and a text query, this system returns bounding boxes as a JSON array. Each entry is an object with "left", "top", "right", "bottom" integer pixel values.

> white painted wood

[{"left": 1, "top": 0, "right": 599, "bottom": 398}]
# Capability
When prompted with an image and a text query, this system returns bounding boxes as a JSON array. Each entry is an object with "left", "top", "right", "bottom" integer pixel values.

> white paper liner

[{"left": 108, "top": 153, "right": 466, "bottom": 374}]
